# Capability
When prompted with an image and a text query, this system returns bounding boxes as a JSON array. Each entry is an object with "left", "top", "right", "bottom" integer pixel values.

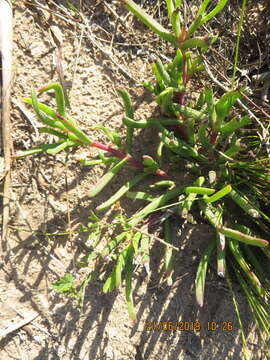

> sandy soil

[{"left": 0, "top": 1, "right": 269, "bottom": 359}]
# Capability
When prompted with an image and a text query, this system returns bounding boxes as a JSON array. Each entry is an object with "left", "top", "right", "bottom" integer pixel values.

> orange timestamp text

[
  {"left": 207, "top": 321, "right": 233, "bottom": 331},
  {"left": 144, "top": 321, "right": 201, "bottom": 331}
]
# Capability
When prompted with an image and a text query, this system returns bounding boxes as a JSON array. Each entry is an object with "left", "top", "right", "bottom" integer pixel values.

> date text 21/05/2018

[{"left": 144, "top": 321, "right": 233, "bottom": 332}]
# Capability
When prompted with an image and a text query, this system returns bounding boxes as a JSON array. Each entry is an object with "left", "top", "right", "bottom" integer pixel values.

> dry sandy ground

[{"left": 0, "top": 1, "right": 269, "bottom": 359}]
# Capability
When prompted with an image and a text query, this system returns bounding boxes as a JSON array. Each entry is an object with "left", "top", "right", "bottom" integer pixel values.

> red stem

[
  {"left": 175, "top": 50, "right": 189, "bottom": 141},
  {"left": 91, "top": 140, "right": 170, "bottom": 179},
  {"left": 174, "top": 124, "right": 189, "bottom": 142},
  {"left": 92, "top": 140, "right": 143, "bottom": 169},
  {"left": 209, "top": 131, "right": 218, "bottom": 145},
  {"left": 182, "top": 52, "right": 188, "bottom": 89},
  {"left": 144, "top": 212, "right": 163, "bottom": 228}
]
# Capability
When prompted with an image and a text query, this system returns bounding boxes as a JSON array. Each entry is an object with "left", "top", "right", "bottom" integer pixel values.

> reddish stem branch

[
  {"left": 144, "top": 212, "right": 163, "bottom": 228},
  {"left": 175, "top": 50, "right": 189, "bottom": 141},
  {"left": 91, "top": 140, "right": 170, "bottom": 179},
  {"left": 210, "top": 130, "right": 218, "bottom": 145},
  {"left": 91, "top": 140, "right": 143, "bottom": 169}
]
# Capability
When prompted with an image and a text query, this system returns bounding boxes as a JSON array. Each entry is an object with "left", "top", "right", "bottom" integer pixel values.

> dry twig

[
  {"left": 0, "top": 311, "right": 39, "bottom": 340},
  {"left": 12, "top": 99, "right": 40, "bottom": 140}
]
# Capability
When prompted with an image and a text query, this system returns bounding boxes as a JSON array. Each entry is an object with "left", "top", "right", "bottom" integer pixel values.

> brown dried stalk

[{"left": 0, "top": 0, "right": 13, "bottom": 252}]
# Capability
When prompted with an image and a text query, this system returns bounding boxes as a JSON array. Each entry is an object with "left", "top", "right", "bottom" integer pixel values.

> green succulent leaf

[
  {"left": 215, "top": 90, "right": 241, "bottom": 125},
  {"left": 171, "top": 8, "right": 182, "bottom": 39},
  {"left": 38, "top": 82, "right": 67, "bottom": 118},
  {"left": 217, "top": 227, "right": 269, "bottom": 247},
  {"left": 156, "top": 59, "right": 171, "bottom": 86},
  {"left": 88, "top": 157, "right": 128, "bottom": 198},
  {"left": 119, "top": 0, "right": 177, "bottom": 46},
  {"left": 165, "top": 0, "right": 174, "bottom": 17},
  {"left": 201, "top": 0, "right": 229, "bottom": 24},
  {"left": 195, "top": 240, "right": 215, "bottom": 307},
  {"left": 125, "top": 243, "right": 136, "bottom": 321}
]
